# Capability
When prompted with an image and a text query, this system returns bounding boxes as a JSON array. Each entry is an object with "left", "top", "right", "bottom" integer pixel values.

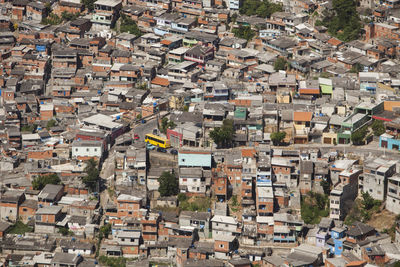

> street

[{"left": 132, "top": 117, "right": 158, "bottom": 140}]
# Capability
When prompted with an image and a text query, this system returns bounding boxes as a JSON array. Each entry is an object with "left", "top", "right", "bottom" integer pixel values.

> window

[
  {"left": 219, "top": 244, "right": 224, "bottom": 248},
  {"left": 86, "top": 148, "right": 89, "bottom": 152},
  {"left": 94, "top": 148, "right": 97, "bottom": 152},
  {"left": 75, "top": 148, "right": 78, "bottom": 152},
  {"left": 389, "top": 188, "right": 397, "bottom": 194},
  {"left": 23, "top": 208, "right": 27, "bottom": 212}
]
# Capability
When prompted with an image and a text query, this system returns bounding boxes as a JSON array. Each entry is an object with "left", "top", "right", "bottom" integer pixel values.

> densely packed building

[{"left": 0, "top": 0, "right": 400, "bottom": 265}]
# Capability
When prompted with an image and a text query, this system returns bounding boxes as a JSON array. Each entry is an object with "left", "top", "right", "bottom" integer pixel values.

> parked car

[
  {"left": 152, "top": 129, "right": 159, "bottom": 135},
  {"left": 170, "top": 149, "right": 178, "bottom": 155},
  {"left": 157, "top": 147, "right": 167, "bottom": 153},
  {"left": 146, "top": 143, "right": 156, "bottom": 150}
]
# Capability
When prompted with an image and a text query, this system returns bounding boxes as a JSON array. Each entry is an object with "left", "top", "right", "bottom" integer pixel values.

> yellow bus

[{"left": 145, "top": 134, "right": 171, "bottom": 148}]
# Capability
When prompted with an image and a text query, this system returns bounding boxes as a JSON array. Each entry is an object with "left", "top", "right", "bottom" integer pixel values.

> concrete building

[
  {"left": 179, "top": 167, "right": 208, "bottom": 195},
  {"left": 361, "top": 157, "right": 397, "bottom": 201},
  {"left": 179, "top": 211, "right": 211, "bottom": 239},
  {"left": 0, "top": 191, "right": 25, "bottom": 222},
  {"left": 91, "top": 0, "right": 122, "bottom": 30},
  {"left": 71, "top": 140, "right": 104, "bottom": 161},
  {"left": 211, "top": 215, "right": 239, "bottom": 237},
  {"left": 386, "top": 175, "right": 400, "bottom": 215},
  {"left": 329, "top": 183, "right": 357, "bottom": 220}
]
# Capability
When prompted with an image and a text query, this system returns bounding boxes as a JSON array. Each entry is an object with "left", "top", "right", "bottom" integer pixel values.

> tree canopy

[
  {"left": 351, "top": 126, "right": 368, "bottom": 145},
  {"left": 209, "top": 119, "right": 234, "bottom": 148},
  {"left": 81, "top": 0, "right": 96, "bottom": 11},
  {"left": 317, "top": 0, "right": 362, "bottom": 42},
  {"left": 158, "top": 171, "right": 179, "bottom": 197},
  {"left": 232, "top": 26, "right": 255, "bottom": 41},
  {"left": 371, "top": 120, "right": 385, "bottom": 136},
  {"left": 345, "top": 192, "right": 381, "bottom": 224},
  {"left": 160, "top": 117, "right": 176, "bottom": 134},
  {"left": 46, "top": 119, "right": 57, "bottom": 130},
  {"left": 120, "top": 14, "right": 142, "bottom": 36},
  {"left": 32, "top": 174, "right": 61, "bottom": 190},
  {"left": 82, "top": 159, "right": 100, "bottom": 192},
  {"left": 274, "top": 58, "right": 287, "bottom": 71},
  {"left": 350, "top": 63, "right": 362, "bottom": 73},
  {"left": 270, "top": 131, "right": 286, "bottom": 145},
  {"left": 301, "top": 192, "right": 329, "bottom": 224},
  {"left": 239, "top": 0, "right": 282, "bottom": 18}
]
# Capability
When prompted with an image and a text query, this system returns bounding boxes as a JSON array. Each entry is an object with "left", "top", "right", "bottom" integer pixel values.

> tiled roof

[{"left": 293, "top": 111, "right": 313, "bottom": 122}]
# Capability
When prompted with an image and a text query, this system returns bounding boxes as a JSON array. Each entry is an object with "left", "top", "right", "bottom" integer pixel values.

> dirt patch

[{"left": 368, "top": 209, "right": 397, "bottom": 232}]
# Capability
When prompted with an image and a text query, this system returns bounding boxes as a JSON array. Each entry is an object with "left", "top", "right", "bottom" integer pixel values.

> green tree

[
  {"left": 7, "top": 220, "right": 33, "bottom": 234},
  {"left": 320, "top": 180, "right": 331, "bottom": 195},
  {"left": 270, "top": 131, "right": 286, "bottom": 145},
  {"left": 58, "top": 226, "right": 73, "bottom": 236},
  {"left": 240, "top": 0, "right": 282, "bottom": 18},
  {"left": 61, "top": 11, "right": 80, "bottom": 21},
  {"left": 350, "top": 63, "right": 363, "bottom": 73},
  {"left": 231, "top": 195, "right": 239, "bottom": 206},
  {"left": 158, "top": 171, "right": 179, "bottom": 197},
  {"left": 232, "top": 25, "right": 255, "bottom": 41},
  {"left": 183, "top": 105, "right": 189, "bottom": 112},
  {"left": 301, "top": 192, "right": 329, "bottom": 224},
  {"left": 361, "top": 192, "right": 377, "bottom": 210},
  {"left": 274, "top": 57, "right": 287, "bottom": 71},
  {"left": 81, "top": 0, "right": 96, "bottom": 11},
  {"left": 99, "top": 223, "right": 112, "bottom": 239},
  {"left": 120, "top": 14, "right": 142, "bottom": 36},
  {"left": 371, "top": 120, "right": 385, "bottom": 136},
  {"left": 42, "top": 13, "right": 63, "bottom": 25},
  {"left": 209, "top": 119, "right": 234, "bottom": 148},
  {"left": 160, "top": 118, "right": 176, "bottom": 134},
  {"left": 351, "top": 131, "right": 364, "bottom": 145},
  {"left": 344, "top": 194, "right": 382, "bottom": 225},
  {"left": 46, "top": 119, "right": 57, "bottom": 130},
  {"left": 82, "top": 159, "right": 100, "bottom": 192},
  {"left": 360, "top": 192, "right": 381, "bottom": 222},
  {"left": 177, "top": 193, "right": 187, "bottom": 202},
  {"left": 319, "top": 0, "right": 361, "bottom": 41},
  {"left": 231, "top": 13, "right": 238, "bottom": 23},
  {"left": 32, "top": 174, "right": 61, "bottom": 190},
  {"left": 351, "top": 126, "right": 367, "bottom": 145},
  {"left": 21, "top": 124, "right": 36, "bottom": 133}
]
